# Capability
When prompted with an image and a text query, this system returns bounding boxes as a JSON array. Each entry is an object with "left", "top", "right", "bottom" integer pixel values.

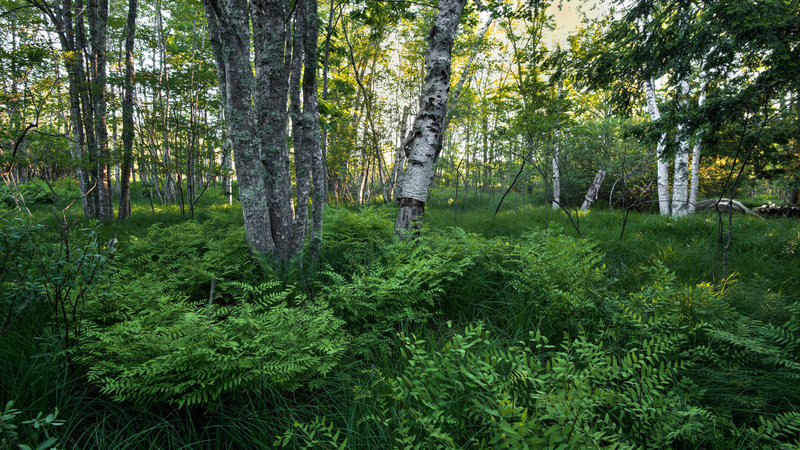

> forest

[{"left": 1, "top": 0, "right": 799, "bottom": 446}]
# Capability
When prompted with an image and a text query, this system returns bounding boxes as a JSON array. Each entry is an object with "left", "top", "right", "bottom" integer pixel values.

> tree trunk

[
  {"left": 252, "top": 0, "right": 294, "bottom": 259},
  {"left": 688, "top": 91, "right": 706, "bottom": 213},
  {"left": 644, "top": 79, "right": 671, "bottom": 215},
  {"left": 289, "top": 3, "right": 309, "bottom": 253},
  {"left": 671, "top": 79, "right": 691, "bottom": 217},
  {"left": 581, "top": 169, "right": 606, "bottom": 212},
  {"left": 304, "top": 0, "right": 324, "bottom": 260},
  {"left": 118, "top": 0, "right": 137, "bottom": 221},
  {"left": 88, "top": 0, "right": 113, "bottom": 219},
  {"left": 205, "top": 0, "right": 274, "bottom": 254},
  {"left": 395, "top": 0, "right": 468, "bottom": 236}
]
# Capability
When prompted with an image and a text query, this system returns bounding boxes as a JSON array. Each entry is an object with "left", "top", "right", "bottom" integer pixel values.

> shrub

[
  {"left": 79, "top": 287, "right": 347, "bottom": 408},
  {"left": 357, "top": 322, "right": 711, "bottom": 448},
  {"left": 322, "top": 227, "right": 611, "bottom": 359}
]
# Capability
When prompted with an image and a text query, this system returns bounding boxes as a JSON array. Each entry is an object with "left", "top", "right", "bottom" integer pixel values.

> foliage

[
  {"left": 0, "top": 216, "right": 109, "bottom": 348},
  {"left": 323, "top": 217, "right": 611, "bottom": 360},
  {"left": 311, "top": 261, "right": 799, "bottom": 448},
  {"left": 1, "top": 401, "right": 64, "bottom": 450},
  {"left": 76, "top": 219, "right": 348, "bottom": 408},
  {"left": 79, "top": 287, "right": 347, "bottom": 408},
  {"left": 113, "top": 218, "right": 255, "bottom": 302}
]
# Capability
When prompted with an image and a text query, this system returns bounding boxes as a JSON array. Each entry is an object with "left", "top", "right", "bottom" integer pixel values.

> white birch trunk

[
  {"left": 552, "top": 141, "right": 560, "bottom": 209},
  {"left": 688, "top": 91, "right": 706, "bottom": 213},
  {"left": 671, "top": 79, "right": 691, "bottom": 217},
  {"left": 644, "top": 79, "right": 671, "bottom": 215},
  {"left": 581, "top": 169, "right": 606, "bottom": 212},
  {"left": 395, "top": 0, "right": 468, "bottom": 236}
]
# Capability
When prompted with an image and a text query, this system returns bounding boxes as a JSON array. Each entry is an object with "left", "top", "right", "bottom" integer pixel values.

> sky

[{"left": 546, "top": 0, "right": 609, "bottom": 46}]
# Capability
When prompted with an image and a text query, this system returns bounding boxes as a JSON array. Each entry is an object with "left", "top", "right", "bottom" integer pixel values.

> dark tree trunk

[
  {"left": 118, "top": 0, "right": 137, "bottom": 220},
  {"left": 303, "top": 0, "right": 324, "bottom": 260}
]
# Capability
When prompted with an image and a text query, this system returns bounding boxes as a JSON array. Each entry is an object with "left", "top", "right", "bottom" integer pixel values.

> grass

[{"left": 2, "top": 182, "right": 798, "bottom": 448}]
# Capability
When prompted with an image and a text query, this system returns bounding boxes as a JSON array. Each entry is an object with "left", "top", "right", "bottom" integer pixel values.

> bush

[
  {"left": 322, "top": 226, "right": 611, "bottom": 359},
  {"left": 114, "top": 219, "right": 255, "bottom": 302},
  {"left": 79, "top": 286, "right": 347, "bottom": 408}
]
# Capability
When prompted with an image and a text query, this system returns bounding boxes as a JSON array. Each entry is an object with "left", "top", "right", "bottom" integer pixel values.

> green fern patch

[{"left": 78, "top": 291, "right": 347, "bottom": 408}]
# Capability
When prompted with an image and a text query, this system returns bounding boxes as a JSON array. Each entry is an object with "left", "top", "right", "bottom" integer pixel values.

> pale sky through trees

[{"left": 546, "top": 0, "right": 607, "bottom": 45}]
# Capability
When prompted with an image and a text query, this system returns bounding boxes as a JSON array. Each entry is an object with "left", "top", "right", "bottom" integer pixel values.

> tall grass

[{"left": 2, "top": 186, "right": 798, "bottom": 448}]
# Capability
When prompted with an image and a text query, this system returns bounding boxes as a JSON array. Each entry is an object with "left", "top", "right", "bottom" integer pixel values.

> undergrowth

[{"left": 1, "top": 190, "right": 798, "bottom": 448}]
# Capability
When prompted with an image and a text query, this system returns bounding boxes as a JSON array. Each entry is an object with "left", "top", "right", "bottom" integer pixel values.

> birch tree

[{"left": 395, "top": 0, "right": 469, "bottom": 236}]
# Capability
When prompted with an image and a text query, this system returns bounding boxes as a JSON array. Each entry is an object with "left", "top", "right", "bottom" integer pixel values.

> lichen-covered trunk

[
  {"left": 117, "top": 0, "right": 137, "bottom": 221},
  {"left": 581, "top": 169, "right": 606, "bottom": 212},
  {"left": 644, "top": 79, "right": 671, "bottom": 215},
  {"left": 88, "top": 0, "right": 113, "bottom": 219},
  {"left": 395, "top": 0, "right": 467, "bottom": 237},
  {"left": 289, "top": 3, "right": 310, "bottom": 253},
  {"left": 672, "top": 79, "right": 691, "bottom": 217},
  {"left": 303, "top": 0, "right": 324, "bottom": 260},
  {"left": 252, "top": 0, "right": 294, "bottom": 260},
  {"left": 204, "top": 0, "right": 274, "bottom": 254}
]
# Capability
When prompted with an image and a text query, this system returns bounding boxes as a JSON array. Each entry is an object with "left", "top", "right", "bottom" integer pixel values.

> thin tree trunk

[
  {"left": 395, "top": 0, "right": 468, "bottom": 236},
  {"left": 672, "top": 79, "right": 691, "bottom": 216},
  {"left": 581, "top": 169, "right": 606, "bottom": 211},
  {"left": 290, "top": 0, "right": 310, "bottom": 253},
  {"left": 688, "top": 91, "right": 705, "bottom": 213},
  {"left": 644, "top": 79, "right": 670, "bottom": 215},
  {"left": 304, "top": 0, "right": 324, "bottom": 260},
  {"left": 117, "top": 0, "right": 137, "bottom": 220},
  {"left": 88, "top": 0, "right": 113, "bottom": 219}
]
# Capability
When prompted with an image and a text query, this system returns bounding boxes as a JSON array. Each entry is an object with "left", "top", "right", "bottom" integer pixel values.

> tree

[
  {"left": 117, "top": 0, "right": 137, "bottom": 221},
  {"left": 394, "top": 0, "right": 469, "bottom": 236},
  {"left": 203, "top": 0, "right": 324, "bottom": 259}
]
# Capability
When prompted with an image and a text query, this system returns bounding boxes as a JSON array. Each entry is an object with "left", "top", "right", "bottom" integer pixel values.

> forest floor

[{"left": 2, "top": 183, "right": 799, "bottom": 448}]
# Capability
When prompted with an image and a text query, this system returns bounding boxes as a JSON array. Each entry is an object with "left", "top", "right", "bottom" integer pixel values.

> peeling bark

[
  {"left": 395, "top": 0, "right": 468, "bottom": 236},
  {"left": 581, "top": 169, "right": 606, "bottom": 212},
  {"left": 644, "top": 79, "right": 671, "bottom": 215}
]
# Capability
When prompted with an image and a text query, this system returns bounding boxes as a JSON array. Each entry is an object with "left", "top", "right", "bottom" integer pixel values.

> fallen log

[{"left": 695, "top": 199, "right": 758, "bottom": 216}]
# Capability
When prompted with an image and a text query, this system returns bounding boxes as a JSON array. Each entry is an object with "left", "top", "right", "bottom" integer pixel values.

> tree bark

[
  {"left": 644, "top": 79, "right": 670, "bottom": 215},
  {"left": 303, "top": 0, "right": 324, "bottom": 260},
  {"left": 395, "top": 0, "right": 468, "bottom": 236},
  {"left": 289, "top": 2, "right": 309, "bottom": 253},
  {"left": 688, "top": 91, "right": 706, "bottom": 213},
  {"left": 671, "top": 79, "right": 691, "bottom": 216},
  {"left": 205, "top": 0, "right": 275, "bottom": 254},
  {"left": 581, "top": 169, "right": 606, "bottom": 211},
  {"left": 252, "top": 0, "right": 294, "bottom": 259},
  {"left": 89, "top": 0, "right": 113, "bottom": 219},
  {"left": 117, "top": 0, "right": 137, "bottom": 221}
]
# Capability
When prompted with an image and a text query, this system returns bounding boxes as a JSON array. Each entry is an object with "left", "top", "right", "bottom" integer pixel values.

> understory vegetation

[{"left": 1, "top": 185, "right": 799, "bottom": 449}]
